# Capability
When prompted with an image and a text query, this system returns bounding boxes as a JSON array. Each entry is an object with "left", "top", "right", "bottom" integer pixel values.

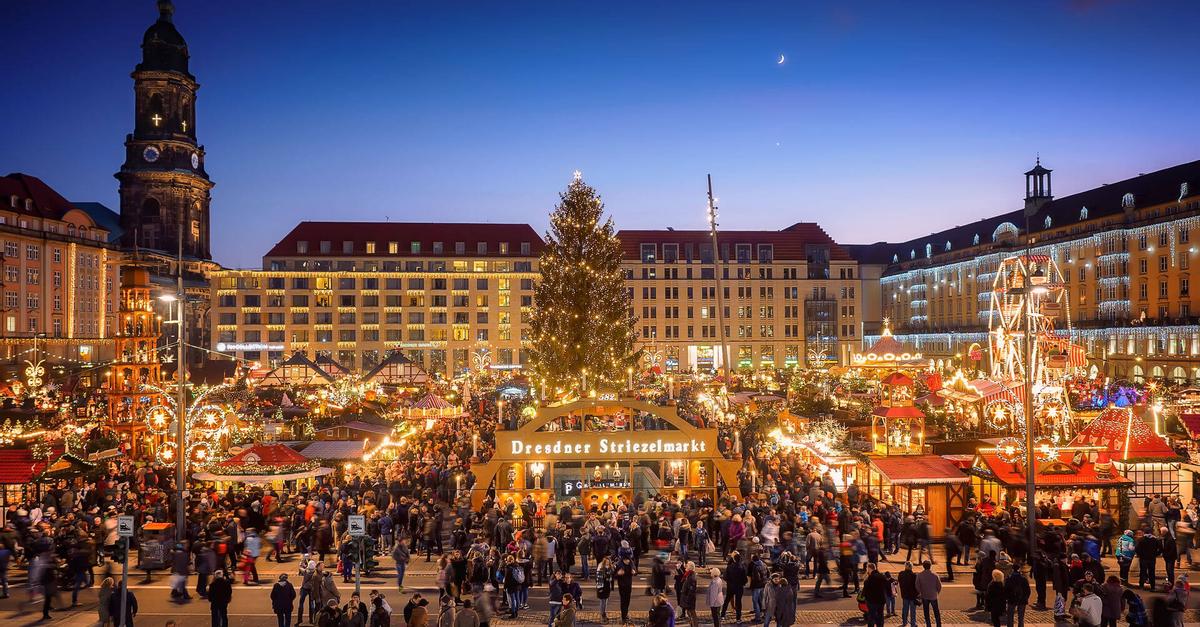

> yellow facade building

[
  {"left": 865, "top": 159, "right": 1200, "bottom": 383},
  {"left": 618, "top": 224, "right": 862, "bottom": 371},
  {"left": 207, "top": 222, "right": 541, "bottom": 377},
  {"left": 0, "top": 174, "right": 120, "bottom": 367}
]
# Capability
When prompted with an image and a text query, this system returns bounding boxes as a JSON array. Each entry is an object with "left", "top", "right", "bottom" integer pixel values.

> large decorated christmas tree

[{"left": 530, "top": 174, "right": 639, "bottom": 397}]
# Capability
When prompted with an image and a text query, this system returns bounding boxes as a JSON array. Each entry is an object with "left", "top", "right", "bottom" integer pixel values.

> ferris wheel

[
  {"left": 987, "top": 254, "right": 1079, "bottom": 443},
  {"left": 987, "top": 254, "right": 1073, "bottom": 384}
]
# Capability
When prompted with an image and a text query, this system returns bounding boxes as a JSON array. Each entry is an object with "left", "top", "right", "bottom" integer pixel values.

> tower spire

[{"left": 157, "top": 0, "right": 174, "bottom": 22}]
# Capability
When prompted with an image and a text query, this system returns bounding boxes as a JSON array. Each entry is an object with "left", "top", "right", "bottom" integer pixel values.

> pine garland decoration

[{"left": 530, "top": 176, "right": 639, "bottom": 396}]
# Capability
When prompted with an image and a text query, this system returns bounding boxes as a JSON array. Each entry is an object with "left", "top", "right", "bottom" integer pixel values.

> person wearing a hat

[
  {"left": 706, "top": 567, "right": 726, "bottom": 627},
  {"left": 677, "top": 562, "right": 698, "bottom": 627},
  {"left": 316, "top": 598, "right": 342, "bottom": 627},
  {"left": 1117, "top": 529, "right": 1136, "bottom": 585},
  {"left": 763, "top": 572, "right": 795, "bottom": 627},
  {"left": 271, "top": 573, "right": 296, "bottom": 627},
  {"left": 208, "top": 570, "right": 234, "bottom": 627}
]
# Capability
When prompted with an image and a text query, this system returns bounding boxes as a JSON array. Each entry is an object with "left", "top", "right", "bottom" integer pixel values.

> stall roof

[
  {"left": 873, "top": 405, "right": 925, "bottom": 419},
  {"left": 0, "top": 449, "right": 47, "bottom": 484},
  {"left": 258, "top": 352, "right": 334, "bottom": 387},
  {"left": 322, "top": 420, "right": 393, "bottom": 436},
  {"left": 314, "top": 354, "right": 350, "bottom": 378},
  {"left": 298, "top": 440, "right": 366, "bottom": 461},
  {"left": 219, "top": 443, "right": 309, "bottom": 467},
  {"left": 412, "top": 393, "right": 453, "bottom": 410},
  {"left": 973, "top": 452, "right": 1134, "bottom": 488},
  {"left": 363, "top": 351, "right": 430, "bottom": 386},
  {"left": 869, "top": 455, "right": 968, "bottom": 485},
  {"left": 880, "top": 372, "right": 913, "bottom": 386},
  {"left": 1071, "top": 406, "right": 1178, "bottom": 462},
  {"left": 916, "top": 393, "right": 945, "bottom": 407},
  {"left": 1177, "top": 413, "right": 1200, "bottom": 440},
  {"left": 938, "top": 378, "right": 1023, "bottom": 404}
]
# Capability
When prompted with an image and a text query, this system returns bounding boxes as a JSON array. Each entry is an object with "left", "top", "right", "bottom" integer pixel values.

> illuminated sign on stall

[
  {"left": 560, "top": 479, "right": 632, "bottom": 496},
  {"left": 509, "top": 437, "right": 708, "bottom": 456},
  {"left": 217, "top": 342, "right": 286, "bottom": 352}
]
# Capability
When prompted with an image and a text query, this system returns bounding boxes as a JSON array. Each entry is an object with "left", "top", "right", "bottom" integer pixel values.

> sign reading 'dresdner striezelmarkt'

[{"left": 509, "top": 437, "right": 708, "bottom": 456}]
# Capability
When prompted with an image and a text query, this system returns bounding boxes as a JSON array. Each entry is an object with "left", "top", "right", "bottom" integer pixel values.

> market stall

[
  {"left": 1070, "top": 405, "right": 1182, "bottom": 507},
  {"left": 858, "top": 455, "right": 968, "bottom": 534},
  {"left": 969, "top": 448, "right": 1133, "bottom": 523},
  {"left": 0, "top": 448, "right": 49, "bottom": 516},
  {"left": 935, "top": 369, "right": 1024, "bottom": 434},
  {"left": 397, "top": 393, "right": 463, "bottom": 426},
  {"left": 469, "top": 396, "right": 739, "bottom": 509},
  {"left": 192, "top": 442, "right": 333, "bottom": 487},
  {"left": 363, "top": 351, "right": 431, "bottom": 387},
  {"left": 257, "top": 352, "right": 335, "bottom": 387},
  {"left": 870, "top": 372, "right": 926, "bottom": 456},
  {"left": 768, "top": 418, "right": 858, "bottom": 494}
]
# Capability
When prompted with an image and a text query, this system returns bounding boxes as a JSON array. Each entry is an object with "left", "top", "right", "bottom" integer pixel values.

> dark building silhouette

[{"left": 116, "top": 0, "right": 212, "bottom": 260}]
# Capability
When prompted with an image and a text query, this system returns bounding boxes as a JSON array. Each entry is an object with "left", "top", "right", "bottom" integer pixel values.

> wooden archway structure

[{"left": 469, "top": 397, "right": 741, "bottom": 509}]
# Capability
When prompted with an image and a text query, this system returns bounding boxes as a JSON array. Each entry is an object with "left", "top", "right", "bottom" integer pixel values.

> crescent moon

[{"left": 777, "top": 54, "right": 785, "bottom": 65}]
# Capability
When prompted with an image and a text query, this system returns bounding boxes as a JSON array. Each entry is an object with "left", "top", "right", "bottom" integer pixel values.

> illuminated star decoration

[{"left": 573, "top": 169, "right": 582, "bottom": 182}]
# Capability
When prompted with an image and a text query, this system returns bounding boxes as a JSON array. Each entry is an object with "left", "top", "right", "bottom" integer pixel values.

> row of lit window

[
  {"left": 219, "top": 309, "right": 522, "bottom": 326},
  {"left": 295, "top": 240, "right": 533, "bottom": 256},
  {"left": 218, "top": 293, "right": 532, "bottom": 309},
  {"left": 219, "top": 327, "right": 524, "bottom": 344}
]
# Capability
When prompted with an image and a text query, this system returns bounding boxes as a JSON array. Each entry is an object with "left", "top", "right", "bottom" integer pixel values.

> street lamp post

[{"left": 160, "top": 293, "right": 186, "bottom": 543}]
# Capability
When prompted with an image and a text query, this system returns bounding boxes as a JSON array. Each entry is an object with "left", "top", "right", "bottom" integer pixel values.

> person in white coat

[{"left": 707, "top": 568, "right": 727, "bottom": 627}]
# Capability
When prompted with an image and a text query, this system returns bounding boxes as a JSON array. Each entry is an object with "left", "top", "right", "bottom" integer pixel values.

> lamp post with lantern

[{"left": 158, "top": 291, "right": 188, "bottom": 542}]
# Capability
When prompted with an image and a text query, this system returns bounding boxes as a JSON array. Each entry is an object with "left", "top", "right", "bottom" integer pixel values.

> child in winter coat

[{"left": 884, "top": 572, "right": 898, "bottom": 617}]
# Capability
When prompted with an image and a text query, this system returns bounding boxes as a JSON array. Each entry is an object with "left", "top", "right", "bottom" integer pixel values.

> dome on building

[{"left": 138, "top": 1, "right": 190, "bottom": 76}]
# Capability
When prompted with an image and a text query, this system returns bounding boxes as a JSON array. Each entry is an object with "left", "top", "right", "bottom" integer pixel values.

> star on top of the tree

[{"left": 572, "top": 169, "right": 582, "bottom": 182}]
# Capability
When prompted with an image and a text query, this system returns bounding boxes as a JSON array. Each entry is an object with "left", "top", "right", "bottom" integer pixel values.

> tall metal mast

[{"left": 707, "top": 175, "right": 732, "bottom": 381}]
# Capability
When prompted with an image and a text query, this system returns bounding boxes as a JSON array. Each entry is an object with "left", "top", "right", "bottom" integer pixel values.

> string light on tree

[{"left": 529, "top": 173, "right": 639, "bottom": 396}]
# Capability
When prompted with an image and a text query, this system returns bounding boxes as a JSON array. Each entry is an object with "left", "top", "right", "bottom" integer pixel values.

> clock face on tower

[
  {"left": 143, "top": 146, "right": 160, "bottom": 162},
  {"left": 191, "top": 153, "right": 199, "bottom": 169}
]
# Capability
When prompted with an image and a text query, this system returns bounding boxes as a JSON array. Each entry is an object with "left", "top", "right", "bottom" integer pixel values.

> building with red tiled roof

[
  {"left": 617, "top": 223, "right": 851, "bottom": 264},
  {"left": 0, "top": 173, "right": 121, "bottom": 368},
  {"left": 262, "top": 222, "right": 545, "bottom": 266},
  {"left": 210, "top": 221, "right": 543, "bottom": 378},
  {"left": 617, "top": 222, "right": 861, "bottom": 371},
  {"left": 214, "top": 215, "right": 866, "bottom": 377}
]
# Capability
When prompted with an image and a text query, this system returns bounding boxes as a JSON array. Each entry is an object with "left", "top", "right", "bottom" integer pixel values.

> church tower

[{"left": 116, "top": 0, "right": 212, "bottom": 260}]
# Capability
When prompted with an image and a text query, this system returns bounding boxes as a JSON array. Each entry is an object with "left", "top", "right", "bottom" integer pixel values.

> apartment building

[
  {"left": 617, "top": 223, "right": 861, "bottom": 371},
  {"left": 208, "top": 222, "right": 542, "bottom": 377},
  {"left": 860, "top": 159, "right": 1200, "bottom": 384},
  {"left": 0, "top": 174, "right": 120, "bottom": 365}
]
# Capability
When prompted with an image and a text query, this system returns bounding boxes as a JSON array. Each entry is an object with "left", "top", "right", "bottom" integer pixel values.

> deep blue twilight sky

[{"left": 4, "top": 1, "right": 1199, "bottom": 268}]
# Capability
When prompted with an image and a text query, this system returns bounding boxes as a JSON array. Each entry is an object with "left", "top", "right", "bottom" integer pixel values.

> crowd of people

[{"left": 0, "top": 385, "right": 1196, "bottom": 627}]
